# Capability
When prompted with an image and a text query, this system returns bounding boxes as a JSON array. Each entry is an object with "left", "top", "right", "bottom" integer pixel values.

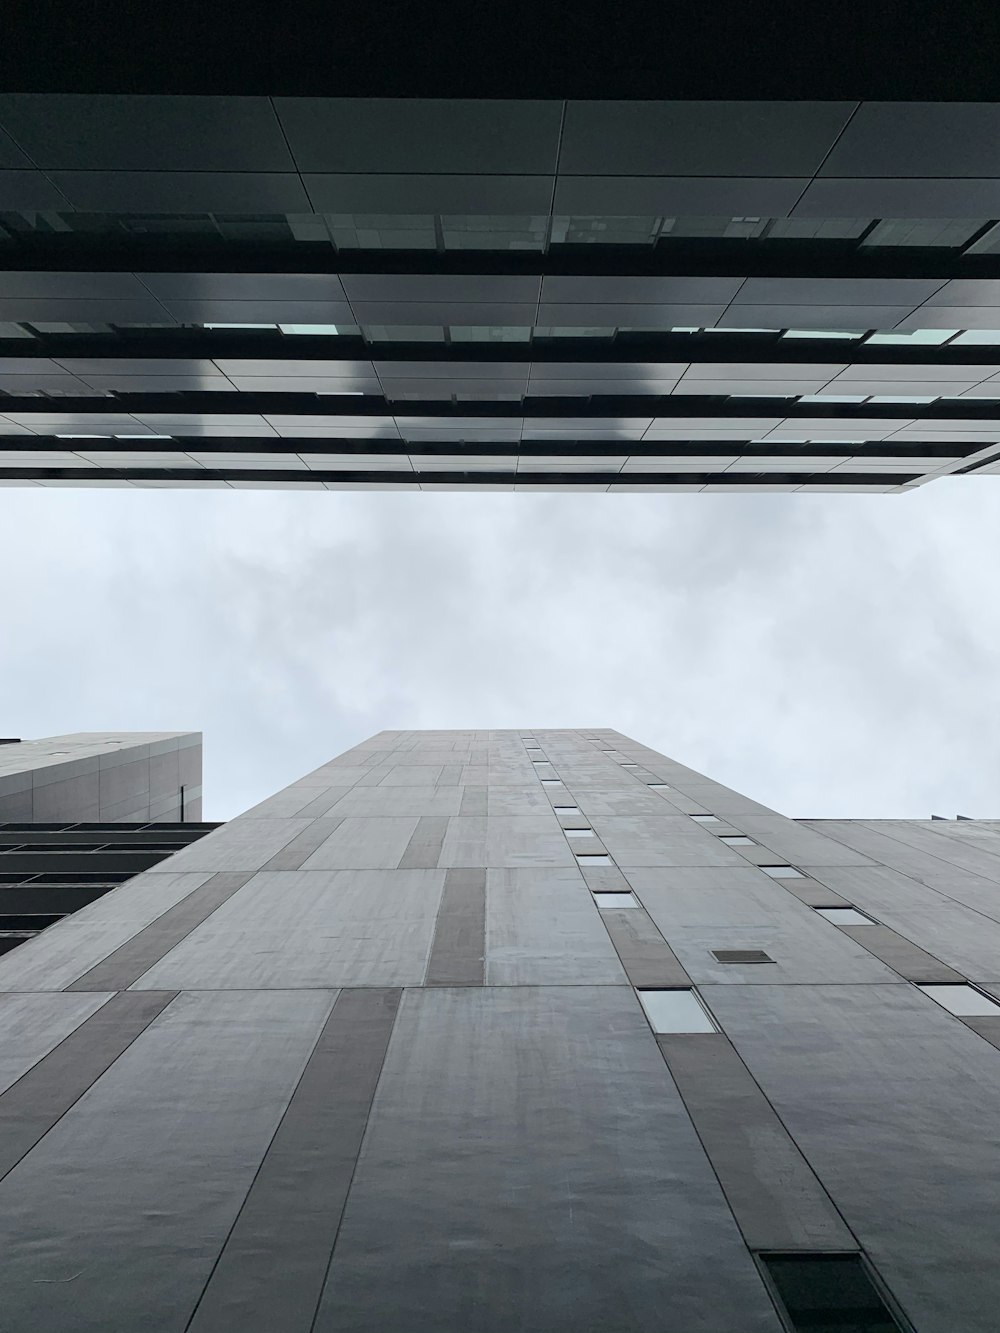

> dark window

[{"left": 761, "top": 1253, "right": 911, "bottom": 1332}]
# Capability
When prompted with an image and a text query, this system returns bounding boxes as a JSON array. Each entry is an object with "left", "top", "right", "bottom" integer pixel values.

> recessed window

[
  {"left": 540, "top": 778, "right": 561, "bottom": 785},
  {"left": 761, "top": 865, "right": 804, "bottom": 878},
  {"left": 918, "top": 984, "right": 1000, "bottom": 1017},
  {"left": 637, "top": 989, "right": 718, "bottom": 1034},
  {"left": 594, "top": 892, "right": 639, "bottom": 909},
  {"left": 760, "top": 1253, "right": 909, "bottom": 1333},
  {"left": 648, "top": 783, "right": 670, "bottom": 790},
  {"left": 711, "top": 949, "right": 775, "bottom": 964},
  {"left": 553, "top": 805, "right": 581, "bottom": 815},
  {"left": 621, "top": 762, "right": 639, "bottom": 767},
  {"left": 690, "top": 814, "right": 719, "bottom": 823},
  {"left": 720, "top": 835, "right": 756, "bottom": 846},
  {"left": 530, "top": 758, "right": 548, "bottom": 764},
  {"left": 815, "top": 907, "right": 874, "bottom": 925},
  {"left": 577, "top": 853, "right": 612, "bottom": 864},
  {"left": 565, "top": 828, "right": 596, "bottom": 837}
]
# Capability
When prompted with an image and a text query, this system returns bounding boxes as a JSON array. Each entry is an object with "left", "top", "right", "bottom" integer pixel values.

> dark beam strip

[
  {"left": 0, "top": 439, "right": 970, "bottom": 460},
  {"left": 4, "top": 392, "right": 1000, "bottom": 422},
  {"left": 2, "top": 242, "right": 1000, "bottom": 281},
  {"left": 0, "top": 468, "right": 921, "bottom": 486},
  {"left": 5, "top": 331, "right": 1000, "bottom": 369},
  {"left": 66, "top": 871, "right": 255, "bottom": 992},
  {"left": 185, "top": 988, "right": 402, "bottom": 1333},
  {"left": 0, "top": 990, "right": 177, "bottom": 1184}
]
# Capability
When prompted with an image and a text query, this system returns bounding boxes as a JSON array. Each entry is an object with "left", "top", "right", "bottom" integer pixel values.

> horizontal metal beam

[
  {"left": 2, "top": 241, "right": 1000, "bottom": 280},
  {"left": 2, "top": 393, "right": 999, "bottom": 421},
  {"left": 0, "top": 467, "right": 917, "bottom": 486}
]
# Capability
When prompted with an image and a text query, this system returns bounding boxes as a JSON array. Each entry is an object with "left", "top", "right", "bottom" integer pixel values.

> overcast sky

[{"left": 2, "top": 479, "right": 998, "bottom": 821}]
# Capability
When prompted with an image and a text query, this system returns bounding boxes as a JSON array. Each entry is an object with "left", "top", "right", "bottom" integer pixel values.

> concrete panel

[
  {"left": 638, "top": 881, "right": 901, "bottom": 984},
  {"left": 571, "top": 786, "right": 689, "bottom": 817},
  {"left": 484, "top": 817, "right": 577, "bottom": 868},
  {"left": 0, "top": 992, "right": 112, "bottom": 1095},
  {"left": 485, "top": 868, "right": 628, "bottom": 984},
  {"left": 437, "top": 815, "right": 488, "bottom": 868},
  {"left": 399, "top": 815, "right": 450, "bottom": 869},
  {"left": 730, "top": 816, "right": 875, "bottom": 865},
  {"left": 131, "top": 870, "right": 446, "bottom": 990},
  {"left": 300, "top": 817, "right": 420, "bottom": 870},
  {"left": 658, "top": 1033, "right": 856, "bottom": 1251},
  {"left": 710, "top": 983, "right": 1000, "bottom": 1333},
  {"left": 313, "top": 986, "right": 781, "bottom": 1333},
  {"left": 187, "top": 989, "right": 401, "bottom": 1333},
  {"left": 69, "top": 872, "right": 256, "bottom": 991},
  {"left": 838, "top": 923, "right": 965, "bottom": 983},
  {"left": 158, "top": 818, "right": 312, "bottom": 872},
  {"left": 329, "top": 787, "right": 463, "bottom": 817},
  {"left": 0, "top": 989, "right": 335, "bottom": 1333},
  {"left": 594, "top": 817, "right": 749, "bottom": 867},
  {"left": 0, "top": 991, "right": 177, "bottom": 1185},
  {"left": 0, "top": 871, "right": 218, "bottom": 991},
  {"left": 599, "top": 905, "right": 691, "bottom": 987},
  {"left": 425, "top": 868, "right": 486, "bottom": 986}
]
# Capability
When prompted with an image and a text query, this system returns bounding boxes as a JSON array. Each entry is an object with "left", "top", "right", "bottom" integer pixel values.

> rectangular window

[
  {"left": 576, "top": 853, "right": 611, "bottom": 864},
  {"left": 594, "top": 892, "right": 639, "bottom": 909},
  {"left": 540, "top": 778, "right": 561, "bottom": 785},
  {"left": 553, "top": 805, "right": 581, "bottom": 815},
  {"left": 760, "top": 1252, "right": 910, "bottom": 1332},
  {"left": 621, "top": 762, "right": 639, "bottom": 767},
  {"left": 564, "top": 828, "right": 596, "bottom": 838},
  {"left": 918, "top": 984, "right": 1000, "bottom": 1016},
  {"left": 690, "top": 814, "right": 718, "bottom": 823},
  {"left": 761, "top": 865, "right": 804, "bottom": 878},
  {"left": 648, "top": 783, "right": 671, "bottom": 790},
  {"left": 815, "top": 907, "right": 874, "bottom": 925},
  {"left": 720, "top": 835, "right": 756, "bottom": 846},
  {"left": 637, "top": 988, "right": 718, "bottom": 1034}
]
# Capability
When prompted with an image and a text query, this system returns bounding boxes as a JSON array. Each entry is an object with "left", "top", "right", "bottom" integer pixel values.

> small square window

[
  {"left": 594, "top": 891, "right": 638, "bottom": 909},
  {"left": 565, "top": 828, "right": 595, "bottom": 837},
  {"left": 637, "top": 988, "right": 718, "bottom": 1034},
  {"left": 761, "top": 865, "right": 803, "bottom": 878},
  {"left": 918, "top": 984, "right": 1000, "bottom": 1017},
  {"left": 690, "top": 814, "right": 718, "bottom": 823},
  {"left": 577, "top": 853, "right": 612, "bottom": 864},
  {"left": 720, "top": 835, "right": 756, "bottom": 846},
  {"left": 815, "top": 907, "right": 873, "bottom": 925}
]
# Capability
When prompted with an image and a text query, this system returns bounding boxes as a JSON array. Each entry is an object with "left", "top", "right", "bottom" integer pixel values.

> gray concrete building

[
  {"left": 0, "top": 731, "right": 202, "bottom": 823},
  {"left": 0, "top": 727, "right": 997, "bottom": 1330}
]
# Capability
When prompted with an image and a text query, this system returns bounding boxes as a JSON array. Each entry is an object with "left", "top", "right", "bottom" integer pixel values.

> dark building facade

[
  {"left": 2, "top": 97, "right": 1000, "bottom": 492},
  {"left": 0, "top": 733, "right": 214, "bottom": 953},
  {"left": 0, "top": 728, "right": 998, "bottom": 1330}
]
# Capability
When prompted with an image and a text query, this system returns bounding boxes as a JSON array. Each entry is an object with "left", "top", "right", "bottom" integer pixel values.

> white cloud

[{"left": 1, "top": 480, "right": 998, "bottom": 819}]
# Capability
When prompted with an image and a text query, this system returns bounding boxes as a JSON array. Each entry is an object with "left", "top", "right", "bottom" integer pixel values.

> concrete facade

[
  {"left": 0, "top": 731, "right": 203, "bottom": 823},
  {"left": 0, "top": 728, "right": 997, "bottom": 1329}
]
